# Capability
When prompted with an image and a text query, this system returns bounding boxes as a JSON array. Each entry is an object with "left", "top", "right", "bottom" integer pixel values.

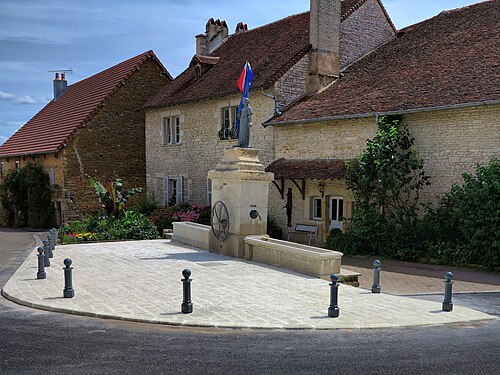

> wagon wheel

[{"left": 211, "top": 201, "right": 230, "bottom": 241}]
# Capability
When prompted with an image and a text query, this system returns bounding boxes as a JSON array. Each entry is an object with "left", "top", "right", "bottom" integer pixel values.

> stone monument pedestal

[{"left": 208, "top": 148, "right": 274, "bottom": 258}]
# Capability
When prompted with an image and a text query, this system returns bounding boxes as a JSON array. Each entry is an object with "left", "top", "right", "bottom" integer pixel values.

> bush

[
  {"left": 60, "top": 210, "right": 159, "bottom": 243},
  {"left": 423, "top": 159, "right": 500, "bottom": 269},
  {"left": 0, "top": 163, "right": 55, "bottom": 227},
  {"left": 148, "top": 203, "right": 211, "bottom": 233},
  {"left": 330, "top": 158, "right": 500, "bottom": 270}
]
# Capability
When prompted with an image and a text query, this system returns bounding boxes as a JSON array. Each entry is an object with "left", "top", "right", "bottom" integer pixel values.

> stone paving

[{"left": 2, "top": 239, "right": 495, "bottom": 330}]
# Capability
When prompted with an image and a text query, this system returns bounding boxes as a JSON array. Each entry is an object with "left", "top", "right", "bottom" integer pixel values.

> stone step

[
  {"left": 162, "top": 229, "right": 173, "bottom": 239},
  {"left": 338, "top": 268, "right": 362, "bottom": 287}
]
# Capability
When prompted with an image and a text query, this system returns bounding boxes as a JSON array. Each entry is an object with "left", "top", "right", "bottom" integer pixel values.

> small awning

[{"left": 265, "top": 158, "right": 349, "bottom": 199}]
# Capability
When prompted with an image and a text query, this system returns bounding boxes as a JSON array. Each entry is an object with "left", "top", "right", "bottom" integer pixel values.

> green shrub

[
  {"left": 0, "top": 163, "right": 55, "bottom": 227},
  {"left": 60, "top": 210, "right": 159, "bottom": 243}
]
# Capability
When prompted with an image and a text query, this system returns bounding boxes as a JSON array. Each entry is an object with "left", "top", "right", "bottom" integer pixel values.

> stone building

[
  {"left": 145, "top": 0, "right": 499, "bottom": 242},
  {"left": 143, "top": 0, "right": 395, "bottom": 208},
  {"left": 0, "top": 51, "right": 172, "bottom": 225},
  {"left": 265, "top": 0, "right": 500, "bottom": 239}
]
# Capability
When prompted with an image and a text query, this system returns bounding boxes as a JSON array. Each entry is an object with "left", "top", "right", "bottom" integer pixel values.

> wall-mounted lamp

[
  {"left": 318, "top": 182, "right": 325, "bottom": 198},
  {"left": 64, "top": 192, "right": 74, "bottom": 203}
]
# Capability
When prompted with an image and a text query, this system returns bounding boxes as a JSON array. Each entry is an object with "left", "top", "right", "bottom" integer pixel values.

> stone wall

[
  {"left": 274, "top": 55, "right": 310, "bottom": 108},
  {"left": 405, "top": 104, "right": 500, "bottom": 205},
  {"left": 61, "top": 59, "right": 170, "bottom": 221},
  {"left": 146, "top": 91, "right": 276, "bottom": 206},
  {"left": 340, "top": 0, "right": 395, "bottom": 68}
]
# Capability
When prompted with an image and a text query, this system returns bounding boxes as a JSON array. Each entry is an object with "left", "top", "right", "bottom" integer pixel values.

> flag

[
  {"left": 235, "top": 62, "right": 253, "bottom": 134},
  {"left": 237, "top": 61, "right": 253, "bottom": 97}
]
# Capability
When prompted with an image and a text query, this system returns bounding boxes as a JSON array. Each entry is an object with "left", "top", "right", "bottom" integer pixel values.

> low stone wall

[
  {"left": 244, "top": 235, "right": 343, "bottom": 278},
  {"left": 172, "top": 222, "right": 211, "bottom": 250}
]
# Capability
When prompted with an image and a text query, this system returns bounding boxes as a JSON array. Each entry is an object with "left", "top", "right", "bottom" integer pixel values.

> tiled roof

[
  {"left": 0, "top": 50, "right": 171, "bottom": 158},
  {"left": 269, "top": 0, "right": 500, "bottom": 125},
  {"left": 144, "top": 0, "right": 373, "bottom": 109},
  {"left": 266, "top": 158, "right": 348, "bottom": 180}
]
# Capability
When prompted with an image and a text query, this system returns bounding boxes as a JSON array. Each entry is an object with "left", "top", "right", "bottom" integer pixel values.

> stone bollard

[
  {"left": 442, "top": 272, "right": 453, "bottom": 312},
  {"left": 42, "top": 240, "right": 50, "bottom": 267},
  {"left": 63, "top": 258, "right": 75, "bottom": 298},
  {"left": 181, "top": 269, "right": 193, "bottom": 314},
  {"left": 372, "top": 260, "right": 381, "bottom": 294},
  {"left": 36, "top": 247, "right": 46, "bottom": 279},
  {"left": 328, "top": 274, "right": 340, "bottom": 318}
]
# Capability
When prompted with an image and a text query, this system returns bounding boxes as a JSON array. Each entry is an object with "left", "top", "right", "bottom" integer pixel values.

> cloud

[{"left": 0, "top": 91, "right": 37, "bottom": 104}]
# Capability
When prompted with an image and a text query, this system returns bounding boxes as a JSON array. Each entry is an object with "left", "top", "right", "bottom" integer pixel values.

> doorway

[{"left": 329, "top": 196, "right": 344, "bottom": 231}]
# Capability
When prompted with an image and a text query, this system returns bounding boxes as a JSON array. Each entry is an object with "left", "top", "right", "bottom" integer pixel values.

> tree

[{"left": 345, "top": 115, "right": 430, "bottom": 228}]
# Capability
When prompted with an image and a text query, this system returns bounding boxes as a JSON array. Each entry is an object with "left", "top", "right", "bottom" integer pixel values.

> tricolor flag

[{"left": 235, "top": 62, "right": 253, "bottom": 133}]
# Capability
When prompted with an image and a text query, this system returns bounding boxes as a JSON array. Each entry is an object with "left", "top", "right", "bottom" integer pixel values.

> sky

[{"left": 0, "top": 0, "right": 483, "bottom": 144}]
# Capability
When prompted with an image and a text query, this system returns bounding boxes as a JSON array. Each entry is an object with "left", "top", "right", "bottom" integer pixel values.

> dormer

[{"left": 190, "top": 55, "right": 220, "bottom": 78}]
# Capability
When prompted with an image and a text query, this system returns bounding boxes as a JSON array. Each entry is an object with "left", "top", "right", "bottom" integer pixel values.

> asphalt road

[{"left": 1, "top": 228, "right": 499, "bottom": 375}]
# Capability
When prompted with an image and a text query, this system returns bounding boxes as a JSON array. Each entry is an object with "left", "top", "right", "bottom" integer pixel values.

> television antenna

[{"left": 48, "top": 67, "right": 73, "bottom": 74}]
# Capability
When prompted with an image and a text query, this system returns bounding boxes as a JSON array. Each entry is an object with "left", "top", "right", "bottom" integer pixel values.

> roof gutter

[{"left": 264, "top": 99, "right": 500, "bottom": 127}]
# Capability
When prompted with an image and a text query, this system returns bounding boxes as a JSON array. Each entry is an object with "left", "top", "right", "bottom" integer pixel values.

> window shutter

[
  {"left": 176, "top": 177, "right": 183, "bottom": 205},
  {"left": 163, "top": 176, "right": 169, "bottom": 206}
]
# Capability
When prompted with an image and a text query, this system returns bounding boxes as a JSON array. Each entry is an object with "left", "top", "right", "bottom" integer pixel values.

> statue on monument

[{"left": 236, "top": 97, "right": 253, "bottom": 148}]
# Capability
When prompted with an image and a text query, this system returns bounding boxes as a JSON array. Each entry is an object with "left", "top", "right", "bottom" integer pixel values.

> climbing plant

[{"left": 0, "top": 163, "right": 55, "bottom": 227}]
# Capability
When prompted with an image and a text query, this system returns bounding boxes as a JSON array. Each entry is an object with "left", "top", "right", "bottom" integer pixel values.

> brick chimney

[
  {"left": 306, "top": 0, "right": 341, "bottom": 94},
  {"left": 53, "top": 72, "right": 68, "bottom": 100},
  {"left": 195, "top": 18, "right": 229, "bottom": 55}
]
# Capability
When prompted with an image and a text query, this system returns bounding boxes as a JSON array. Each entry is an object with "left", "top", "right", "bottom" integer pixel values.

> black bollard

[
  {"left": 42, "top": 240, "right": 50, "bottom": 267},
  {"left": 372, "top": 259, "right": 381, "bottom": 294},
  {"left": 49, "top": 229, "right": 56, "bottom": 251},
  {"left": 442, "top": 272, "right": 453, "bottom": 312},
  {"left": 51, "top": 228, "right": 58, "bottom": 247},
  {"left": 36, "top": 247, "right": 46, "bottom": 279},
  {"left": 328, "top": 274, "right": 340, "bottom": 318},
  {"left": 47, "top": 233, "right": 54, "bottom": 258},
  {"left": 63, "top": 258, "right": 74, "bottom": 298},
  {"left": 181, "top": 269, "right": 193, "bottom": 314}
]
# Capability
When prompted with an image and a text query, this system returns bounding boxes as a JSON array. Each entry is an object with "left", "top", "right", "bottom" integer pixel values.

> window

[
  {"left": 163, "top": 116, "right": 181, "bottom": 145},
  {"left": 218, "top": 106, "right": 238, "bottom": 140},
  {"left": 15, "top": 160, "right": 20, "bottom": 169},
  {"left": 207, "top": 178, "right": 212, "bottom": 205},
  {"left": 163, "top": 176, "right": 183, "bottom": 206},
  {"left": 49, "top": 168, "right": 55, "bottom": 185},
  {"left": 311, "top": 197, "right": 322, "bottom": 220}
]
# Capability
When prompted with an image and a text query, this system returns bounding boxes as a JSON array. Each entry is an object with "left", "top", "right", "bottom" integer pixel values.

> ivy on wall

[{"left": 0, "top": 163, "right": 55, "bottom": 228}]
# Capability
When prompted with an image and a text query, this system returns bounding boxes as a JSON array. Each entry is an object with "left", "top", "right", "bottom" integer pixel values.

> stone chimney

[
  {"left": 306, "top": 0, "right": 341, "bottom": 94},
  {"left": 235, "top": 22, "right": 248, "bottom": 34},
  {"left": 196, "top": 18, "right": 229, "bottom": 55},
  {"left": 53, "top": 72, "right": 68, "bottom": 100}
]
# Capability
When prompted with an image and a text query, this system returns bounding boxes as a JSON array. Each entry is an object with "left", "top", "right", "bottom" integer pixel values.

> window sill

[{"left": 162, "top": 143, "right": 182, "bottom": 147}]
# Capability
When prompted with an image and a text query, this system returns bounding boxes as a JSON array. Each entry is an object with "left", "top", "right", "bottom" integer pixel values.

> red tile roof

[
  {"left": 269, "top": 0, "right": 500, "bottom": 125},
  {"left": 266, "top": 158, "right": 348, "bottom": 180},
  {"left": 145, "top": 0, "right": 374, "bottom": 109},
  {"left": 0, "top": 50, "right": 171, "bottom": 158}
]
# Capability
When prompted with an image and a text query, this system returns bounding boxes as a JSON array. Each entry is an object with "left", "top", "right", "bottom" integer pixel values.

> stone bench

[
  {"left": 244, "top": 235, "right": 342, "bottom": 279},
  {"left": 172, "top": 222, "right": 210, "bottom": 250}
]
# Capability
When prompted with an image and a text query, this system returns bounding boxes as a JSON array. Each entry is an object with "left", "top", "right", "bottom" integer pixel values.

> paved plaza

[{"left": 2, "top": 239, "right": 495, "bottom": 330}]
